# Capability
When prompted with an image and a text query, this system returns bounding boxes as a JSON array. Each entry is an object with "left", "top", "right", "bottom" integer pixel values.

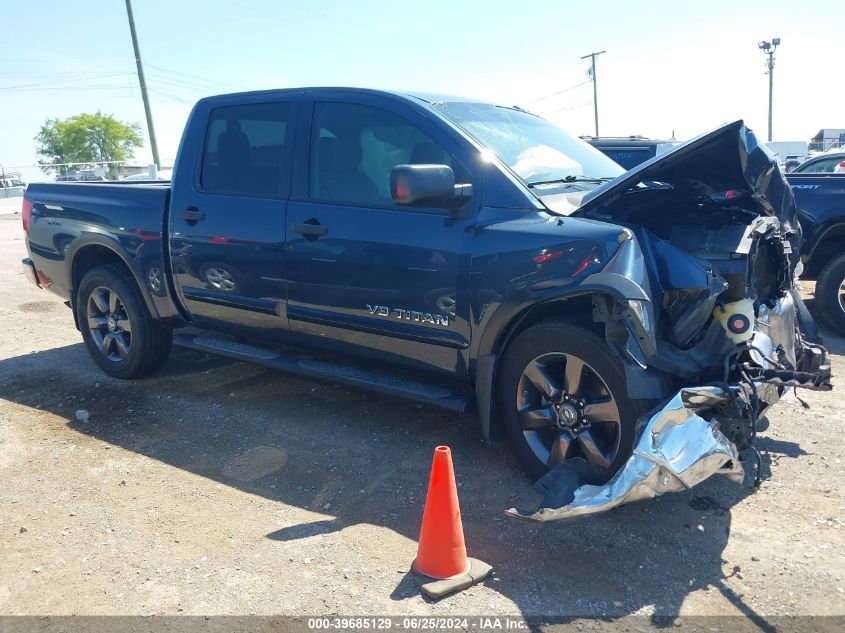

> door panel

[
  {"left": 169, "top": 100, "right": 293, "bottom": 342},
  {"left": 286, "top": 101, "right": 473, "bottom": 377}
]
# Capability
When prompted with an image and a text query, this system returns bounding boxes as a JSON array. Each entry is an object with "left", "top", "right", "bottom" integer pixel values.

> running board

[{"left": 173, "top": 332, "right": 474, "bottom": 414}]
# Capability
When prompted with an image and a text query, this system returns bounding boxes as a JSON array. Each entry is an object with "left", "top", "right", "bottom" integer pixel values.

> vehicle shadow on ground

[{"left": 0, "top": 341, "right": 804, "bottom": 627}]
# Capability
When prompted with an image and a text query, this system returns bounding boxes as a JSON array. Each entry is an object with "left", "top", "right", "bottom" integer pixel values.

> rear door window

[{"left": 201, "top": 102, "right": 292, "bottom": 197}]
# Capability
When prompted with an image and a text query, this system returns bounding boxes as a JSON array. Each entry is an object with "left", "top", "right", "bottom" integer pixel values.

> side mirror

[{"left": 390, "top": 164, "right": 471, "bottom": 207}]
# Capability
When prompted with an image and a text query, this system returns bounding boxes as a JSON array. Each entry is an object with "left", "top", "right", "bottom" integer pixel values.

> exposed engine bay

[{"left": 510, "top": 121, "right": 832, "bottom": 521}]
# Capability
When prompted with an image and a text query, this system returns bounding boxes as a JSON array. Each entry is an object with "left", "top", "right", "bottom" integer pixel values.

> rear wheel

[
  {"left": 497, "top": 320, "right": 648, "bottom": 480},
  {"left": 815, "top": 253, "right": 845, "bottom": 334},
  {"left": 76, "top": 265, "right": 172, "bottom": 379}
]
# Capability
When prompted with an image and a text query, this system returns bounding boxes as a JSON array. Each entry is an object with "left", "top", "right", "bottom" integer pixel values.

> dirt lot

[{"left": 1, "top": 213, "right": 843, "bottom": 625}]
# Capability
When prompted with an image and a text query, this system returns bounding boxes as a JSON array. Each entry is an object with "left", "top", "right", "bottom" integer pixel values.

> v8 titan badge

[{"left": 367, "top": 304, "right": 450, "bottom": 327}]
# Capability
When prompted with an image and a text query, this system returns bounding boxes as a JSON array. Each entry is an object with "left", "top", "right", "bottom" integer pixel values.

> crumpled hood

[{"left": 573, "top": 120, "right": 799, "bottom": 228}]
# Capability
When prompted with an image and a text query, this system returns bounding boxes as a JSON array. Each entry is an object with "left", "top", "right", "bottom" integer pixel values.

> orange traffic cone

[{"left": 412, "top": 446, "right": 492, "bottom": 598}]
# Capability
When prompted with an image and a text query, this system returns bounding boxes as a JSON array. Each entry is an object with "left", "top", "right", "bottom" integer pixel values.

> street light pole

[
  {"left": 758, "top": 37, "right": 781, "bottom": 143},
  {"left": 125, "top": 0, "right": 160, "bottom": 169},
  {"left": 581, "top": 50, "right": 605, "bottom": 137},
  {"left": 767, "top": 55, "right": 774, "bottom": 143}
]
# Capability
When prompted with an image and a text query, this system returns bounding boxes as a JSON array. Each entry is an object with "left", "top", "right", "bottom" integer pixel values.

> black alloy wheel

[
  {"left": 497, "top": 320, "right": 649, "bottom": 480},
  {"left": 516, "top": 351, "right": 622, "bottom": 469},
  {"left": 76, "top": 265, "right": 172, "bottom": 379},
  {"left": 86, "top": 286, "right": 133, "bottom": 362}
]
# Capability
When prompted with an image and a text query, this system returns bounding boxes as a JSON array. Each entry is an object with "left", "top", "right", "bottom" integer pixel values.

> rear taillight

[{"left": 21, "top": 198, "right": 32, "bottom": 234}]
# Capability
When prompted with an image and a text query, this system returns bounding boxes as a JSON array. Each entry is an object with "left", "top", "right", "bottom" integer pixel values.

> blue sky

[{"left": 2, "top": 0, "right": 841, "bottom": 181}]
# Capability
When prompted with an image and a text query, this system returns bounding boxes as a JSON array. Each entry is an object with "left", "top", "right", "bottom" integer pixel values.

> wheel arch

[
  {"left": 69, "top": 240, "right": 159, "bottom": 329},
  {"left": 803, "top": 221, "right": 845, "bottom": 279},
  {"left": 474, "top": 291, "right": 613, "bottom": 440}
]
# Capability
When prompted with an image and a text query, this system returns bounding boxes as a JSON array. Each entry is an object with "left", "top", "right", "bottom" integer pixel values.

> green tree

[{"left": 35, "top": 111, "right": 143, "bottom": 177}]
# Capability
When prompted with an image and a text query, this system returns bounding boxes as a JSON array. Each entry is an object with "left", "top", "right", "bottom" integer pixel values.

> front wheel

[
  {"left": 76, "top": 265, "right": 172, "bottom": 379},
  {"left": 497, "top": 320, "right": 648, "bottom": 480},
  {"left": 815, "top": 253, "right": 845, "bottom": 334}
]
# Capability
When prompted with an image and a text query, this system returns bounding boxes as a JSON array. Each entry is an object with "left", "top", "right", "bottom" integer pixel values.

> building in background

[{"left": 809, "top": 129, "right": 845, "bottom": 152}]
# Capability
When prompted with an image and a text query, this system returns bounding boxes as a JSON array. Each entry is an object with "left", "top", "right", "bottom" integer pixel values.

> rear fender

[{"left": 68, "top": 237, "right": 161, "bottom": 326}]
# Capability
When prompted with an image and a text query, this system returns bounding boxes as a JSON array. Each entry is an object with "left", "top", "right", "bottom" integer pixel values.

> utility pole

[
  {"left": 581, "top": 50, "right": 605, "bottom": 137},
  {"left": 758, "top": 37, "right": 781, "bottom": 143},
  {"left": 125, "top": 0, "right": 160, "bottom": 169}
]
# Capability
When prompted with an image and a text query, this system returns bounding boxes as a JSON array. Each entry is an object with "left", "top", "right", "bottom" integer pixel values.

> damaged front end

[
  {"left": 507, "top": 386, "right": 744, "bottom": 521},
  {"left": 512, "top": 121, "right": 832, "bottom": 521}
]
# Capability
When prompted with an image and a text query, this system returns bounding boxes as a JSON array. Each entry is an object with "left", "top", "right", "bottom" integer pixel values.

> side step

[{"left": 173, "top": 332, "right": 474, "bottom": 414}]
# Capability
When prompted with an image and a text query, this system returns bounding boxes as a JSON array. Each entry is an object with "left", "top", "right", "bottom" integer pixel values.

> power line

[
  {"left": 146, "top": 87, "right": 193, "bottom": 105},
  {"left": 283, "top": 0, "right": 402, "bottom": 41},
  {"left": 549, "top": 99, "right": 593, "bottom": 113},
  {"left": 146, "top": 64, "right": 250, "bottom": 91},
  {"left": 146, "top": 73, "right": 218, "bottom": 94},
  {"left": 146, "top": 71, "right": 242, "bottom": 96},
  {"left": 525, "top": 80, "right": 592, "bottom": 104},
  {"left": 0, "top": 72, "right": 130, "bottom": 90},
  {"left": 0, "top": 70, "right": 131, "bottom": 77}
]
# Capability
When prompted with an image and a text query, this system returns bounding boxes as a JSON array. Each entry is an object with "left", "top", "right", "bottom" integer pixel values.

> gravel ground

[{"left": 1, "top": 213, "right": 843, "bottom": 626}]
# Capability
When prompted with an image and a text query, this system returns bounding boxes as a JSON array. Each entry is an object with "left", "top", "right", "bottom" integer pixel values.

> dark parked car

[
  {"left": 787, "top": 169, "right": 845, "bottom": 332},
  {"left": 21, "top": 88, "right": 830, "bottom": 519},
  {"left": 792, "top": 151, "right": 845, "bottom": 174}
]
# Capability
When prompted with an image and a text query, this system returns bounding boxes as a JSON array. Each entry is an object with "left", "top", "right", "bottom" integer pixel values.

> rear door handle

[
  {"left": 179, "top": 206, "right": 205, "bottom": 223},
  {"left": 293, "top": 222, "right": 328, "bottom": 237}
]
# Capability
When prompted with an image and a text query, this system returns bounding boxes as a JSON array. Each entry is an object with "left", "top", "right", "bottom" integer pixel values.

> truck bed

[{"left": 24, "top": 181, "right": 180, "bottom": 322}]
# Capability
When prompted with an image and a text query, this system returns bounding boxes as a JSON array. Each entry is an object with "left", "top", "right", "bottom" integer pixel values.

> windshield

[{"left": 433, "top": 102, "right": 625, "bottom": 185}]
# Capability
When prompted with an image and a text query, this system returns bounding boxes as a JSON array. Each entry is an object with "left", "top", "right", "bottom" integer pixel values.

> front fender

[
  {"left": 472, "top": 235, "right": 658, "bottom": 440},
  {"left": 472, "top": 235, "right": 656, "bottom": 363}
]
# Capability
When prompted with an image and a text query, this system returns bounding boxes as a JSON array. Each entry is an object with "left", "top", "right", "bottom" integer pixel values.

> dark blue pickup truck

[{"left": 21, "top": 88, "right": 831, "bottom": 519}]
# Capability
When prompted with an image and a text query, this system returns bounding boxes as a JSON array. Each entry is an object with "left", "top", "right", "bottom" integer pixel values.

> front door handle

[
  {"left": 293, "top": 221, "right": 328, "bottom": 238},
  {"left": 179, "top": 206, "right": 205, "bottom": 223}
]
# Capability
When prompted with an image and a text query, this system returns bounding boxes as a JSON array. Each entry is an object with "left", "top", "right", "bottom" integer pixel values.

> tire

[
  {"left": 791, "top": 288, "right": 823, "bottom": 345},
  {"left": 496, "top": 319, "right": 649, "bottom": 480},
  {"left": 815, "top": 253, "right": 845, "bottom": 334},
  {"left": 76, "top": 264, "right": 172, "bottom": 379}
]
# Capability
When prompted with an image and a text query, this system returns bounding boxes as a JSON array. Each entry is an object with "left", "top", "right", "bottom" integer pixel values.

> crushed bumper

[
  {"left": 506, "top": 386, "right": 744, "bottom": 521},
  {"left": 507, "top": 292, "right": 832, "bottom": 522}
]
